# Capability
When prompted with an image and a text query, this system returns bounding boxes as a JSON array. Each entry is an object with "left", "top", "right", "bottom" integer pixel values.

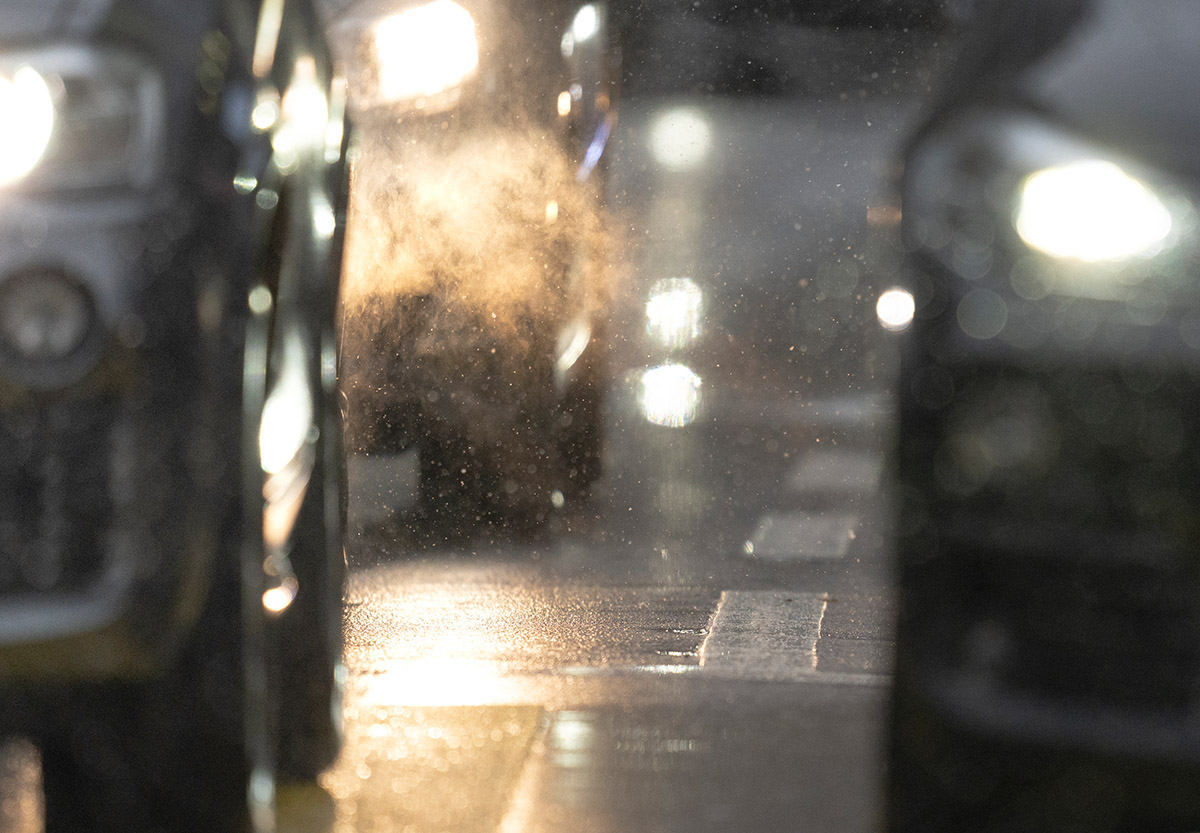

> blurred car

[
  {"left": 888, "top": 0, "right": 1200, "bottom": 829},
  {"left": 333, "top": 0, "right": 616, "bottom": 527},
  {"left": 0, "top": 0, "right": 350, "bottom": 829}
]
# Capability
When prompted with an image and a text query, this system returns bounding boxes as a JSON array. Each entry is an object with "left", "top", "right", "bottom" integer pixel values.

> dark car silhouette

[
  {"left": 889, "top": 0, "right": 1200, "bottom": 829},
  {"left": 333, "top": 0, "right": 616, "bottom": 529},
  {"left": 0, "top": 0, "right": 351, "bottom": 829}
]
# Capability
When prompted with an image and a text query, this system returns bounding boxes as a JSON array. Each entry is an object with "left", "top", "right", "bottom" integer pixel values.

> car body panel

[
  {"left": 893, "top": 0, "right": 1200, "bottom": 767},
  {"left": 335, "top": 0, "right": 615, "bottom": 513},
  {"left": 928, "top": 0, "right": 1200, "bottom": 177},
  {"left": 0, "top": 0, "right": 347, "bottom": 683}
]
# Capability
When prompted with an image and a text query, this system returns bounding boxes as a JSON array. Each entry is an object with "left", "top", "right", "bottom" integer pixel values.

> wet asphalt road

[
  {"left": 0, "top": 12, "right": 944, "bottom": 833},
  {"left": 320, "top": 15, "right": 943, "bottom": 833}
]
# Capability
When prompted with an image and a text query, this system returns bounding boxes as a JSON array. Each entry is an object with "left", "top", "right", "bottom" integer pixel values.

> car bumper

[
  {"left": 895, "top": 303, "right": 1200, "bottom": 760},
  {"left": 0, "top": 189, "right": 244, "bottom": 681}
]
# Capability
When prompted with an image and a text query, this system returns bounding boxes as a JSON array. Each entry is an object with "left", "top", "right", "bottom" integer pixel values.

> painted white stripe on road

[
  {"left": 699, "top": 591, "right": 884, "bottom": 683},
  {"left": 701, "top": 392, "right": 892, "bottom": 429},
  {"left": 785, "top": 448, "right": 883, "bottom": 494},
  {"left": 746, "top": 511, "right": 857, "bottom": 560}
]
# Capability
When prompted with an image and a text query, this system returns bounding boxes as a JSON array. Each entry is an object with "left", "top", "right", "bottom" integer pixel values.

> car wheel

[
  {"left": 274, "top": 380, "right": 347, "bottom": 781},
  {"left": 555, "top": 325, "right": 606, "bottom": 500},
  {"left": 39, "top": 569, "right": 267, "bottom": 833},
  {"left": 886, "top": 668, "right": 977, "bottom": 833},
  {"left": 416, "top": 407, "right": 561, "bottom": 535},
  {"left": 272, "top": 135, "right": 351, "bottom": 779}
]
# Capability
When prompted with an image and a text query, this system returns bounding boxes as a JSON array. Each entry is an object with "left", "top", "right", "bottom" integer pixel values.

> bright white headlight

[
  {"left": 374, "top": 0, "right": 478, "bottom": 108},
  {"left": 1016, "top": 160, "right": 1173, "bottom": 262},
  {"left": 0, "top": 49, "right": 164, "bottom": 192},
  {"left": 876, "top": 288, "right": 915, "bottom": 333},
  {"left": 572, "top": 5, "right": 600, "bottom": 42},
  {"left": 0, "top": 66, "right": 54, "bottom": 186}
]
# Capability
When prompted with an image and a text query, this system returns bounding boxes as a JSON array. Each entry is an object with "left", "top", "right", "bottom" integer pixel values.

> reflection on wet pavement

[
  {"left": 304, "top": 565, "right": 892, "bottom": 832},
  {"left": 0, "top": 9, "right": 942, "bottom": 831},
  {"left": 321, "top": 706, "right": 543, "bottom": 833},
  {"left": 0, "top": 741, "right": 39, "bottom": 833}
]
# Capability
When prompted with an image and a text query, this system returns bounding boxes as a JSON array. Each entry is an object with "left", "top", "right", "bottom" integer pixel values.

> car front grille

[
  {"left": 901, "top": 361, "right": 1200, "bottom": 714},
  {"left": 0, "top": 396, "right": 118, "bottom": 596},
  {"left": 975, "top": 558, "right": 1200, "bottom": 712}
]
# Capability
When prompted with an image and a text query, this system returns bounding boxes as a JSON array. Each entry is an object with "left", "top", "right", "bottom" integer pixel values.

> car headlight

[
  {"left": 1016, "top": 160, "right": 1174, "bottom": 262},
  {"left": 371, "top": 0, "right": 479, "bottom": 112},
  {"left": 0, "top": 48, "right": 164, "bottom": 193},
  {"left": 0, "top": 66, "right": 55, "bottom": 185},
  {"left": 904, "top": 111, "right": 1198, "bottom": 306}
]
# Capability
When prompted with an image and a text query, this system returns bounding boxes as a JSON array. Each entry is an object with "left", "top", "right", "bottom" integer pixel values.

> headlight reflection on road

[
  {"left": 876, "top": 288, "right": 915, "bottom": 333},
  {"left": 646, "top": 277, "right": 704, "bottom": 349},
  {"left": 650, "top": 106, "right": 712, "bottom": 171},
  {"left": 640, "top": 364, "right": 703, "bottom": 427},
  {"left": 359, "top": 659, "right": 523, "bottom": 708},
  {"left": 0, "top": 66, "right": 54, "bottom": 185}
]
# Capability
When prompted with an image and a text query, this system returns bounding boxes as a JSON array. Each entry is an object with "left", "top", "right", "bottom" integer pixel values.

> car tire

[
  {"left": 39, "top": 570, "right": 266, "bottom": 833},
  {"left": 416, "top": 414, "right": 560, "bottom": 536},
  {"left": 886, "top": 669, "right": 976, "bottom": 833},
  {"left": 555, "top": 327, "right": 606, "bottom": 500},
  {"left": 887, "top": 664, "right": 1073, "bottom": 833},
  {"left": 274, "top": 385, "right": 347, "bottom": 782}
]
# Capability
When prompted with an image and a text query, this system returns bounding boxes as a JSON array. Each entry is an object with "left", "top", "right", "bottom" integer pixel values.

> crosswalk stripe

[
  {"left": 785, "top": 448, "right": 883, "bottom": 494},
  {"left": 698, "top": 590, "right": 885, "bottom": 684},
  {"left": 746, "top": 511, "right": 858, "bottom": 560}
]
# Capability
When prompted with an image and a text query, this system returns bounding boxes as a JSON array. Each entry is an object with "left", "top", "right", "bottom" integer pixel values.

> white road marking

[
  {"left": 785, "top": 448, "right": 883, "bottom": 494},
  {"left": 746, "top": 511, "right": 858, "bottom": 560},
  {"left": 708, "top": 392, "right": 892, "bottom": 429},
  {"left": 698, "top": 591, "right": 884, "bottom": 684}
]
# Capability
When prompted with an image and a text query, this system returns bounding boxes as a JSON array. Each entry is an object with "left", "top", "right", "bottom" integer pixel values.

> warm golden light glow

[
  {"left": 360, "top": 659, "right": 518, "bottom": 707},
  {"left": 282, "top": 56, "right": 329, "bottom": 140},
  {"left": 252, "top": 0, "right": 285, "bottom": 78},
  {"left": 876, "top": 288, "right": 915, "bottom": 333},
  {"left": 1016, "top": 160, "right": 1173, "bottom": 261},
  {"left": 557, "top": 90, "right": 572, "bottom": 117},
  {"left": 273, "top": 56, "right": 328, "bottom": 173},
  {"left": 640, "top": 364, "right": 703, "bottom": 427},
  {"left": 0, "top": 66, "right": 54, "bottom": 186},
  {"left": 263, "top": 577, "right": 298, "bottom": 614},
  {"left": 374, "top": 0, "right": 478, "bottom": 106},
  {"left": 646, "top": 277, "right": 704, "bottom": 349}
]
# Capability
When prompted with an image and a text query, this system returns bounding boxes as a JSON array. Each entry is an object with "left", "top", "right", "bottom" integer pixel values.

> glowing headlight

[
  {"left": 0, "top": 48, "right": 164, "bottom": 192},
  {"left": 650, "top": 106, "right": 712, "bottom": 171},
  {"left": 640, "top": 364, "right": 703, "bottom": 428},
  {"left": 0, "top": 66, "right": 54, "bottom": 186},
  {"left": 1016, "top": 160, "right": 1173, "bottom": 262},
  {"left": 903, "top": 111, "right": 1196, "bottom": 305},
  {"left": 876, "top": 288, "right": 915, "bottom": 333},
  {"left": 373, "top": 0, "right": 478, "bottom": 109},
  {"left": 572, "top": 5, "right": 600, "bottom": 43}
]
